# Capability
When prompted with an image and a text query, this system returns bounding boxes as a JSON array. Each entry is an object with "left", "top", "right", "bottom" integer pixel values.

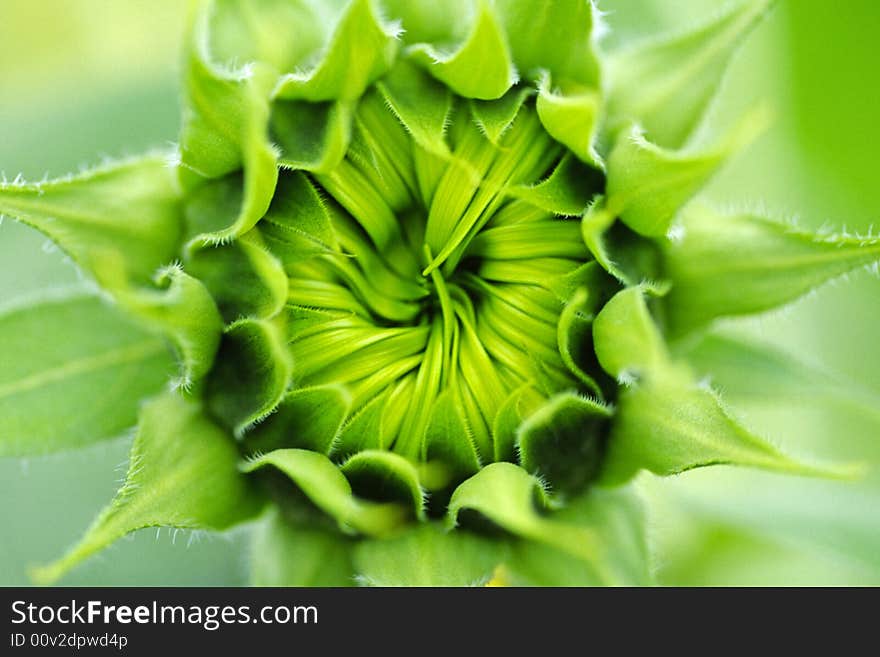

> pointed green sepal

[
  {"left": 600, "top": 366, "right": 862, "bottom": 485},
  {"left": 664, "top": 205, "right": 880, "bottom": 335},
  {"left": 32, "top": 393, "right": 265, "bottom": 584},
  {"left": 0, "top": 156, "right": 181, "bottom": 285},
  {"left": 470, "top": 85, "right": 533, "bottom": 145},
  {"left": 509, "top": 153, "right": 601, "bottom": 217},
  {"left": 270, "top": 99, "right": 353, "bottom": 174},
  {"left": 497, "top": 486, "right": 652, "bottom": 586},
  {"left": 376, "top": 58, "right": 453, "bottom": 156},
  {"left": 424, "top": 390, "right": 482, "bottom": 481},
  {"left": 496, "top": 0, "right": 601, "bottom": 86},
  {"left": 179, "top": 18, "right": 278, "bottom": 246},
  {"left": 447, "top": 462, "right": 601, "bottom": 563},
  {"left": 606, "top": 0, "right": 775, "bottom": 148},
  {"left": 111, "top": 264, "right": 224, "bottom": 388},
  {"left": 536, "top": 75, "right": 602, "bottom": 167},
  {"left": 492, "top": 383, "right": 545, "bottom": 463},
  {"left": 259, "top": 171, "right": 340, "bottom": 264},
  {"left": 557, "top": 288, "right": 606, "bottom": 398}
]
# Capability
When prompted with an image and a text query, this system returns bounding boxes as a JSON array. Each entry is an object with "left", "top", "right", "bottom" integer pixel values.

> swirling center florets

[{"left": 269, "top": 84, "right": 609, "bottom": 489}]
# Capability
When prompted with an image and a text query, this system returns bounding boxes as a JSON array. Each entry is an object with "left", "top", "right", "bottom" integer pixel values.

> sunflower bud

[{"left": 2, "top": 0, "right": 876, "bottom": 587}]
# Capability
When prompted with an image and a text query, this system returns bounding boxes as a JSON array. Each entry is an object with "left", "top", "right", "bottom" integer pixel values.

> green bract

[{"left": 1, "top": 0, "right": 877, "bottom": 586}]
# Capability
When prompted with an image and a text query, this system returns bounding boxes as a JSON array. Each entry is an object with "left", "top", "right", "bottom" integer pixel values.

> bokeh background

[{"left": 1, "top": 0, "right": 877, "bottom": 585}]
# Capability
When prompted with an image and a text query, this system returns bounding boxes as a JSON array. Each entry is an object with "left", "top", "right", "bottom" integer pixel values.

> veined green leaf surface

[
  {"left": 680, "top": 332, "right": 880, "bottom": 423},
  {"left": 0, "top": 291, "right": 173, "bottom": 456}
]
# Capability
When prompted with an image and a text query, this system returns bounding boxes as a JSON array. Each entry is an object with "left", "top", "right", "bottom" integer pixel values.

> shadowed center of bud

[{"left": 277, "top": 83, "right": 609, "bottom": 489}]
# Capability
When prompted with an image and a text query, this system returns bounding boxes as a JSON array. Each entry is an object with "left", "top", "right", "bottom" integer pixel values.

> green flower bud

[{"left": 1, "top": 0, "right": 876, "bottom": 586}]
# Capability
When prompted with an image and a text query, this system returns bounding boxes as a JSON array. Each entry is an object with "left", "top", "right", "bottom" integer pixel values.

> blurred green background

[{"left": 0, "top": 0, "right": 877, "bottom": 585}]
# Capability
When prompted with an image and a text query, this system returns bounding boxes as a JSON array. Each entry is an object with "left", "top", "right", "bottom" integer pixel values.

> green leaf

[
  {"left": 33, "top": 393, "right": 264, "bottom": 584},
  {"left": 592, "top": 286, "right": 669, "bottom": 379},
  {"left": 517, "top": 392, "right": 611, "bottom": 495},
  {"left": 179, "top": 24, "right": 278, "bottom": 246},
  {"left": 185, "top": 228, "right": 288, "bottom": 322},
  {"left": 447, "top": 462, "right": 549, "bottom": 533},
  {"left": 606, "top": 109, "right": 768, "bottom": 237},
  {"left": 0, "top": 156, "right": 181, "bottom": 285},
  {"left": 250, "top": 509, "right": 353, "bottom": 587},
  {"left": 354, "top": 523, "right": 502, "bottom": 586},
  {"left": 499, "top": 486, "right": 652, "bottom": 586},
  {"left": 0, "top": 291, "right": 173, "bottom": 457},
  {"left": 648, "top": 468, "right": 880, "bottom": 581},
  {"left": 663, "top": 206, "right": 880, "bottom": 335},
  {"left": 205, "top": 317, "right": 293, "bottom": 436},
  {"left": 332, "top": 389, "right": 390, "bottom": 456},
  {"left": 601, "top": 366, "right": 860, "bottom": 486},
  {"left": 409, "top": 1, "right": 515, "bottom": 100},
  {"left": 606, "top": 0, "right": 775, "bottom": 148},
  {"left": 243, "top": 384, "right": 351, "bottom": 457},
  {"left": 580, "top": 200, "right": 627, "bottom": 282},
  {"left": 241, "top": 448, "right": 409, "bottom": 537}
]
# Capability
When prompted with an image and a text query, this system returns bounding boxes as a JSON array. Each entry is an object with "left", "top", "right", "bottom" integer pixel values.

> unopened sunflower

[{"left": 1, "top": 0, "right": 877, "bottom": 586}]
